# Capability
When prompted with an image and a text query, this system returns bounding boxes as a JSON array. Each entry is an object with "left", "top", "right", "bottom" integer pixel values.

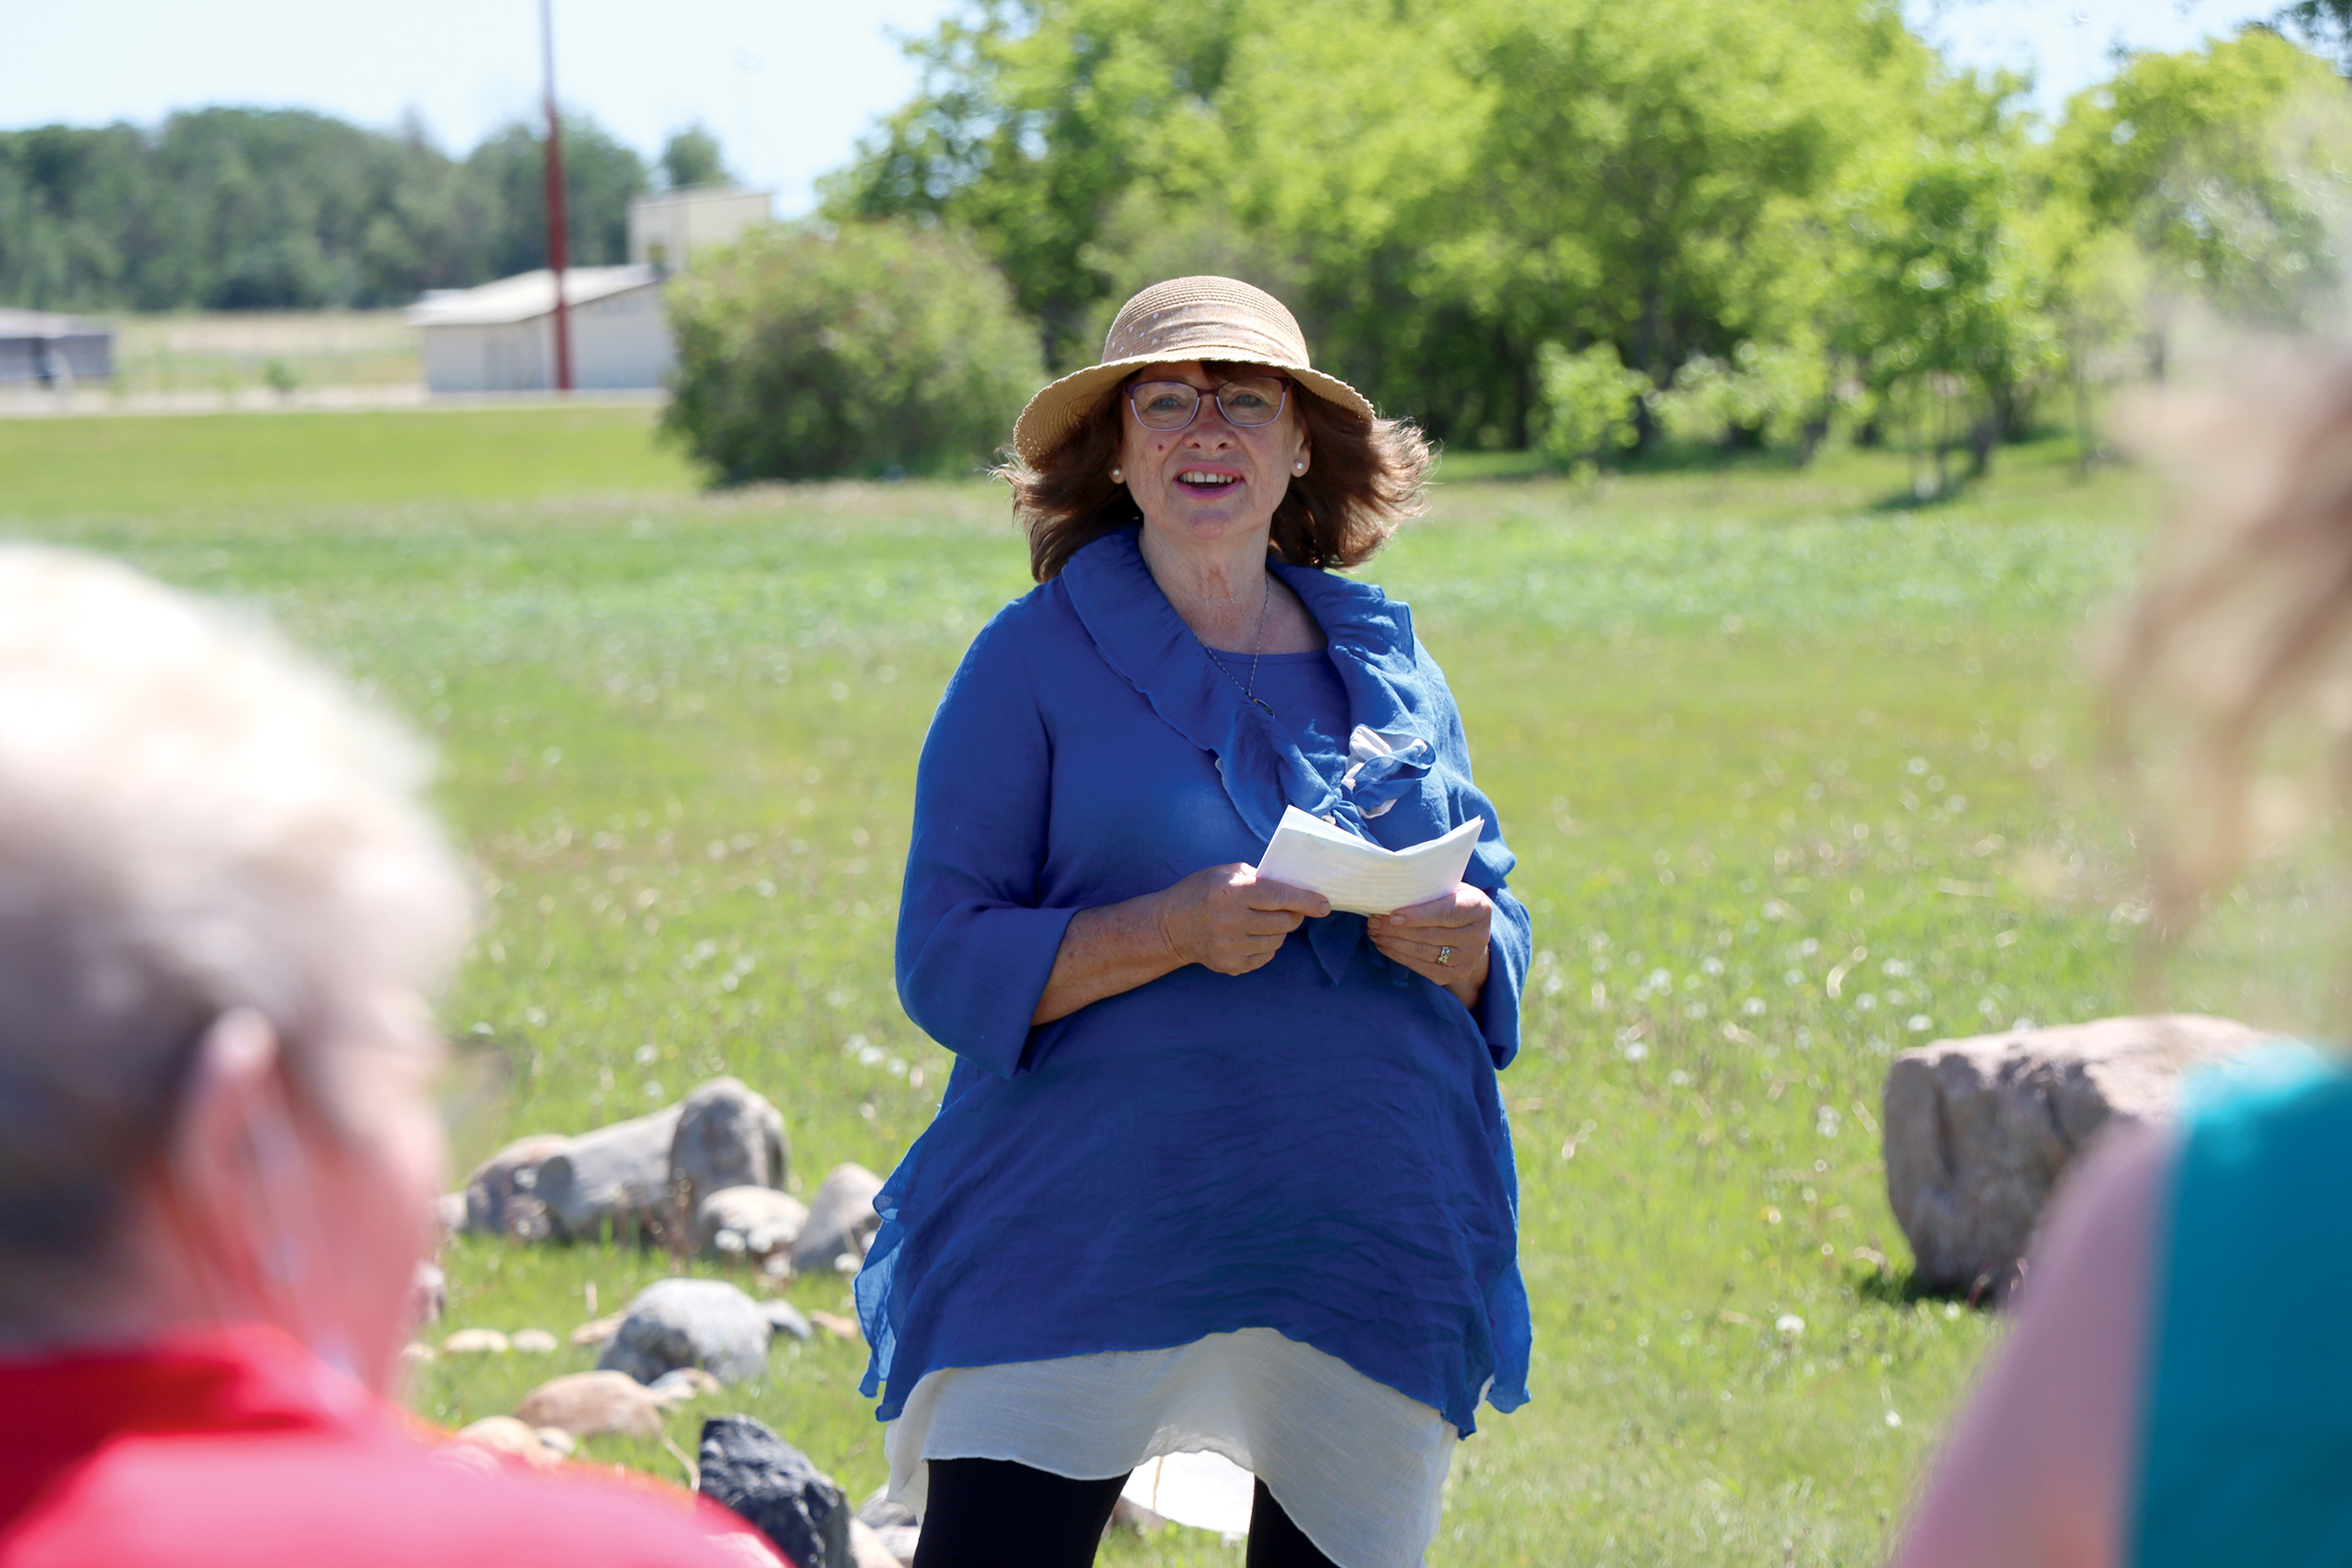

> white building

[
  {"left": 407, "top": 266, "right": 669, "bottom": 394},
  {"left": 628, "top": 186, "right": 774, "bottom": 274}
]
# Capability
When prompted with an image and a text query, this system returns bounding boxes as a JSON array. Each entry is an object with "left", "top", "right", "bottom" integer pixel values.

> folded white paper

[{"left": 1254, "top": 804, "right": 1483, "bottom": 916}]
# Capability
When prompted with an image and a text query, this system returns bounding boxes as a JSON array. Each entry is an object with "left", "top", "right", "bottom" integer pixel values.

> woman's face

[{"left": 1115, "top": 361, "right": 1310, "bottom": 553}]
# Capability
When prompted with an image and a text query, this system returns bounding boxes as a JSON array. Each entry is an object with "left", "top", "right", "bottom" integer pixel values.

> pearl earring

[
  {"left": 1293, "top": 459, "right": 1306, "bottom": 474},
  {"left": 1110, "top": 467, "right": 1124, "bottom": 483}
]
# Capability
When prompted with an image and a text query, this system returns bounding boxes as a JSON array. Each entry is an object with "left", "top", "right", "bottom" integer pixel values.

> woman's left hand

[{"left": 1369, "top": 883, "right": 1494, "bottom": 1007}]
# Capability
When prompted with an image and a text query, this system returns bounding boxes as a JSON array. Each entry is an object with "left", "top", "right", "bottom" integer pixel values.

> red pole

[{"left": 539, "top": 0, "right": 573, "bottom": 394}]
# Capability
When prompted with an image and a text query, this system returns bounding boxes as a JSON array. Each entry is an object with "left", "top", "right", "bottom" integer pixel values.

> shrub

[
  {"left": 663, "top": 220, "right": 1043, "bottom": 483},
  {"left": 1536, "top": 341, "right": 1651, "bottom": 478}
]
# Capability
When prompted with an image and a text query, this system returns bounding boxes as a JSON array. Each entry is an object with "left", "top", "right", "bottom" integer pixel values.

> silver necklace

[{"left": 1205, "top": 574, "right": 1275, "bottom": 718}]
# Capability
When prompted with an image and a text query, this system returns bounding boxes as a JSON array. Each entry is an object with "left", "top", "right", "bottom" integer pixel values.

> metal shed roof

[
  {"left": 0, "top": 309, "right": 110, "bottom": 340},
  {"left": 405, "top": 266, "right": 660, "bottom": 328}
]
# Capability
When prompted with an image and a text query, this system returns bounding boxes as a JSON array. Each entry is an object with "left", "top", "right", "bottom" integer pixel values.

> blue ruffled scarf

[{"left": 1058, "top": 525, "right": 1465, "bottom": 984}]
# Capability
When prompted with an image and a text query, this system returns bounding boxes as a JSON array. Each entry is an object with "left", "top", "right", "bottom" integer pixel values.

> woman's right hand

[{"left": 1153, "top": 864, "right": 1331, "bottom": 976}]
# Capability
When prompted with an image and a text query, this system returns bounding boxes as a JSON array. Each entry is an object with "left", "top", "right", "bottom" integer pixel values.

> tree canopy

[
  {"left": 828, "top": 1, "right": 2349, "bottom": 462},
  {"left": 0, "top": 108, "right": 673, "bottom": 312}
]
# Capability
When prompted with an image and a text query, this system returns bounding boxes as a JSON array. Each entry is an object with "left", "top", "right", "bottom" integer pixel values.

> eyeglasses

[{"left": 1126, "top": 375, "right": 1290, "bottom": 431}]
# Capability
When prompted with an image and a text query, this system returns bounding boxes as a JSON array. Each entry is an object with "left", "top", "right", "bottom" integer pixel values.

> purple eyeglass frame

[{"left": 1125, "top": 375, "right": 1291, "bottom": 432}]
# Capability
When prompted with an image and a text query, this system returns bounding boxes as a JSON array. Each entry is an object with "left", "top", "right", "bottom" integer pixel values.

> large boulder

[
  {"left": 697, "top": 1186, "right": 809, "bottom": 1265},
  {"left": 1883, "top": 1014, "right": 2272, "bottom": 1298},
  {"left": 790, "top": 1163, "right": 885, "bottom": 1278},
  {"left": 463, "top": 1132, "right": 572, "bottom": 1239},
  {"left": 596, "top": 1277, "right": 772, "bottom": 1385},
  {"left": 671, "top": 1078, "right": 789, "bottom": 1225},
  {"left": 534, "top": 1105, "right": 682, "bottom": 1243},
  {"left": 697, "top": 1416, "right": 851, "bottom": 1568},
  {"left": 515, "top": 1370, "right": 672, "bottom": 1440}
]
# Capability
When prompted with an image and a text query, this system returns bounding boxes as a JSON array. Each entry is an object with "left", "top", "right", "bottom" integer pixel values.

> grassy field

[{"left": 3, "top": 409, "right": 2319, "bottom": 1564}]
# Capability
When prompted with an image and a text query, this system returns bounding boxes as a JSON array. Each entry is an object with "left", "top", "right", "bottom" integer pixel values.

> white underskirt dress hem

[{"left": 882, "top": 1327, "right": 1456, "bottom": 1568}]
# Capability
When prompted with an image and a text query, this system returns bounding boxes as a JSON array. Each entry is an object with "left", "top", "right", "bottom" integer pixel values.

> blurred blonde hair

[
  {"left": 2103, "top": 345, "right": 2352, "bottom": 940},
  {"left": 0, "top": 547, "right": 470, "bottom": 1296}
]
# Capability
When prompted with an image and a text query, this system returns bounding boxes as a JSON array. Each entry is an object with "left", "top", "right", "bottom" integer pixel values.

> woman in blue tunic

[
  {"left": 855, "top": 276, "right": 1532, "bottom": 1568},
  {"left": 1889, "top": 351, "right": 2352, "bottom": 1567}
]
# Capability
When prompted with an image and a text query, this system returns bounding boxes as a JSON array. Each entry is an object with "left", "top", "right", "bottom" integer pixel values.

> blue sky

[{"left": 9, "top": 0, "right": 2300, "bottom": 216}]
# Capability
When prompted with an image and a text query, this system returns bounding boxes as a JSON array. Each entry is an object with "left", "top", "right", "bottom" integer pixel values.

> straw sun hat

[{"left": 1010, "top": 275, "right": 1375, "bottom": 465}]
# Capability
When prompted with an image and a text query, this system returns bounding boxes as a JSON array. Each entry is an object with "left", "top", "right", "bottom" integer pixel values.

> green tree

[
  {"left": 659, "top": 125, "right": 730, "bottom": 190},
  {"left": 461, "top": 113, "right": 650, "bottom": 278},
  {"left": 832, "top": 0, "right": 1944, "bottom": 449},
  {"left": 1536, "top": 341, "right": 1650, "bottom": 477},
  {"left": 2275, "top": 3, "right": 2352, "bottom": 70},
  {"left": 2045, "top": 30, "right": 2352, "bottom": 333},
  {"left": 662, "top": 220, "right": 1043, "bottom": 482},
  {"left": 1837, "top": 89, "right": 2059, "bottom": 481}
]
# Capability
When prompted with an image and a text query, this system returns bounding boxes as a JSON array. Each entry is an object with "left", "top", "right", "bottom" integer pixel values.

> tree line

[
  {"left": 818, "top": 0, "right": 2352, "bottom": 465},
  {"left": 0, "top": 109, "right": 728, "bottom": 312}
]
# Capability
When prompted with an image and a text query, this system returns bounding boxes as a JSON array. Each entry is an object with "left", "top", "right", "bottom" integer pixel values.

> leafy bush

[
  {"left": 1536, "top": 341, "right": 1650, "bottom": 477},
  {"left": 663, "top": 221, "right": 1043, "bottom": 483},
  {"left": 1650, "top": 342, "right": 1834, "bottom": 449}
]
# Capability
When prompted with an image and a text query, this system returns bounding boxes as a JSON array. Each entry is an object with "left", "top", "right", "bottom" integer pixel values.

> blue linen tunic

[{"left": 855, "top": 525, "right": 1534, "bottom": 1438}]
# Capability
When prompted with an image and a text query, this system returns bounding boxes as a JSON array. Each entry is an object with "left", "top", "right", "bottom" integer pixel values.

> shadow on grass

[{"left": 1855, "top": 1264, "right": 2000, "bottom": 1313}]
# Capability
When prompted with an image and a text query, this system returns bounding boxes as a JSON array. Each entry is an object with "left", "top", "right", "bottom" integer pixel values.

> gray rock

[
  {"left": 762, "top": 1298, "right": 814, "bottom": 1342},
  {"left": 463, "top": 1132, "right": 572, "bottom": 1239},
  {"left": 535, "top": 1105, "right": 682, "bottom": 1243},
  {"left": 697, "top": 1186, "right": 809, "bottom": 1263},
  {"left": 671, "top": 1078, "right": 789, "bottom": 1227},
  {"left": 789, "top": 1163, "right": 884, "bottom": 1278},
  {"left": 698, "top": 1416, "right": 851, "bottom": 1568},
  {"left": 596, "top": 1277, "right": 772, "bottom": 1385},
  {"left": 855, "top": 1487, "right": 917, "bottom": 1531},
  {"left": 1883, "top": 1014, "right": 2272, "bottom": 1298}
]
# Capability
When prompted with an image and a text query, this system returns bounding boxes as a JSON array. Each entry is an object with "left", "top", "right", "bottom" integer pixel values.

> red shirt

[{"left": 0, "top": 1324, "right": 776, "bottom": 1568}]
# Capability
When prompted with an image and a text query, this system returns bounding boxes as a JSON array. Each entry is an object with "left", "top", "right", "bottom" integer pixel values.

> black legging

[{"left": 913, "top": 1456, "right": 1342, "bottom": 1568}]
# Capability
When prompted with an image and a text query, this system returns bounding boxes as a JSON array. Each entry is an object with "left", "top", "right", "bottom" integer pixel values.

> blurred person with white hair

[
  {"left": 1891, "top": 351, "right": 2352, "bottom": 1568},
  {"left": 0, "top": 548, "right": 771, "bottom": 1567}
]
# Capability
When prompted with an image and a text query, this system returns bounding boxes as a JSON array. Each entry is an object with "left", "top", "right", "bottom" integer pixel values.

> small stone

[
  {"left": 463, "top": 1132, "right": 573, "bottom": 1239},
  {"left": 697, "top": 1416, "right": 851, "bottom": 1568},
  {"left": 597, "top": 1277, "right": 772, "bottom": 1385},
  {"left": 395, "top": 1342, "right": 435, "bottom": 1371},
  {"left": 855, "top": 1488, "right": 917, "bottom": 1531},
  {"left": 534, "top": 1426, "right": 578, "bottom": 1457},
  {"left": 535, "top": 1105, "right": 684, "bottom": 1244},
  {"left": 806, "top": 1310, "right": 861, "bottom": 1342},
  {"left": 649, "top": 1366, "right": 725, "bottom": 1402},
  {"left": 569, "top": 1312, "right": 625, "bottom": 1348},
  {"left": 441, "top": 1328, "right": 510, "bottom": 1355},
  {"left": 789, "top": 1163, "right": 883, "bottom": 1279},
  {"left": 516, "top": 1369, "right": 671, "bottom": 1440},
  {"left": 1883, "top": 1013, "right": 2273, "bottom": 1298},
  {"left": 671, "top": 1078, "right": 790, "bottom": 1226},
  {"left": 697, "top": 1186, "right": 809, "bottom": 1263},
  {"left": 449, "top": 1416, "right": 559, "bottom": 1469},
  {"left": 510, "top": 1328, "right": 559, "bottom": 1354},
  {"left": 762, "top": 1300, "right": 813, "bottom": 1342}
]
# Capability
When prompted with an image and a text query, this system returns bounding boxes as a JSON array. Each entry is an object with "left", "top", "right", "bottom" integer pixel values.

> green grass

[
  {"left": 3, "top": 408, "right": 2318, "bottom": 1564},
  {"left": 0, "top": 404, "right": 693, "bottom": 517}
]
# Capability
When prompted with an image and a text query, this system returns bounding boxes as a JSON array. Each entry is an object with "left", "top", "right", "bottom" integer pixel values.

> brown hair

[{"left": 997, "top": 362, "right": 1432, "bottom": 583}]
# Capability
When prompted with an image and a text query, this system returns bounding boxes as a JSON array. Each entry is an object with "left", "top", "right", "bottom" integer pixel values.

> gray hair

[{"left": 0, "top": 547, "right": 470, "bottom": 1293}]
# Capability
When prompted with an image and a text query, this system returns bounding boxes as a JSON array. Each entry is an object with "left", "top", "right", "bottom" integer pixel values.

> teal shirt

[{"left": 2132, "top": 1048, "right": 2352, "bottom": 1565}]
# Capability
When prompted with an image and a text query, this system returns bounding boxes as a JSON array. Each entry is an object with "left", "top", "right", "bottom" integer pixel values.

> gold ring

[{"left": 1436, "top": 945, "right": 1455, "bottom": 967}]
